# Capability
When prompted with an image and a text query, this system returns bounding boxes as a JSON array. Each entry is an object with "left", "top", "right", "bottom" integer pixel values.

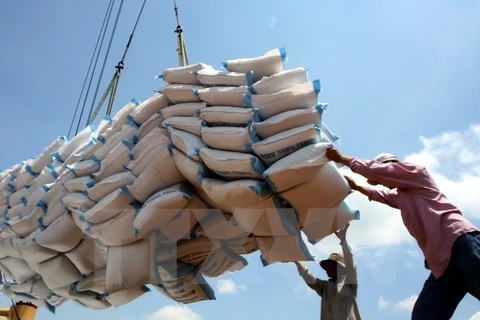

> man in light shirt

[
  {"left": 325, "top": 147, "right": 479, "bottom": 319},
  {"left": 292, "top": 223, "right": 362, "bottom": 320}
]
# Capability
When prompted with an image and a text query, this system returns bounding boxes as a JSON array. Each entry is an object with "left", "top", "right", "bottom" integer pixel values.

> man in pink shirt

[{"left": 325, "top": 146, "right": 479, "bottom": 319}]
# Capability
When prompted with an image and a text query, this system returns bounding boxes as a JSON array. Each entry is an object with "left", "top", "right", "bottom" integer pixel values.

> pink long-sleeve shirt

[{"left": 349, "top": 158, "right": 478, "bottom": 279}]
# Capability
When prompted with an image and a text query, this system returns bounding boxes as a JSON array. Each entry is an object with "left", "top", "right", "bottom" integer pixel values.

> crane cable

[
  {"left": 83, "top": 0, "right": 125, "bottom": 128},
  {"left": 85, "top": 0, "right": 148, "bottom": 127},
  {"left": 66, "top": 0, "right": 116, "bottom": 139}
]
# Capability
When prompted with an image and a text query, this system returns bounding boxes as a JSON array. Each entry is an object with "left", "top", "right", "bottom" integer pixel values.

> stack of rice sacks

[{"left": 0, "top": 47, "right": 359, "bottom": 312}]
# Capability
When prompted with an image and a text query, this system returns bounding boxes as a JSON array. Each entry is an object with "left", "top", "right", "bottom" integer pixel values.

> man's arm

[
  {"left": 345, "top": 176, "right": 399, "bottom": 208},
  {"left": 349, "top": 158, "right": 424, "bottom": 189},
  {"left": 335, "top": 224, "right": 357, "bottom": 285},
  {"left": 326, "top": 147, "right": 424, "bottom": 189},
  {"left": 293, "top": 261, "right": 326, "bottom": 296}
]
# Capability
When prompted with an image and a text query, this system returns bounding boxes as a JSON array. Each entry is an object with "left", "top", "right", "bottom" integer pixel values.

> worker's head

[
  {"left": 320, "top": 253, "right": 346, "bottom": 280},
  {"left": 374, "top": 153, "right": 399, "bottom": 164},
  {"left": 367, "top": 153, "right": 399, "bottom": 186}
]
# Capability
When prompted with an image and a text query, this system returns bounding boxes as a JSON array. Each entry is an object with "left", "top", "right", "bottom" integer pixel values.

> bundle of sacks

[{"left": 0, "top": 47, "right": 359, "bottom": 312}]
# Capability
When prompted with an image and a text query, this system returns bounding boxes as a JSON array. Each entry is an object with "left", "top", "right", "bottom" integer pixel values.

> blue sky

[{"left": 1, "top": 0, "right": 480, "bottom": 319}]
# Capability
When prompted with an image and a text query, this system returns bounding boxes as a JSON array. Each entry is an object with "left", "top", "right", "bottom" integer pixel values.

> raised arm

[
  {"left": 345, "top": 176, "right": 399, "bottom": 209},
  {"left": 335, "top": 224, "right": 357, "bottom": 286},
  {"left": 293, "top": 261, "right": 326, "bottom": 297},
  {"left": 326, "top": 147, "right": 425, "bottom": 189}
]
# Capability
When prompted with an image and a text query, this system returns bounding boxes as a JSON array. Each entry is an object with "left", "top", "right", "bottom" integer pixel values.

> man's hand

[
  {"left": 344, "top": 175, "right": 358, "bottom": 190},
  {"left": 335, "top": 223, "right": 350, "bottom": 242},
  {"left": 326, "top": 146, "right": 352, "bottom": 166}
]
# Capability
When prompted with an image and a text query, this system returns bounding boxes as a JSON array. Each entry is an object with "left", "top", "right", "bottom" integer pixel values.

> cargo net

[{"left": 0, "top": 48, "right": 360, "bottom": 311}]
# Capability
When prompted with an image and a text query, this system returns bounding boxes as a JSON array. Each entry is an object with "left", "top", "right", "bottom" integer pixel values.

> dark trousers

[{"left": 412, "top": 231, "right": 480, "bottom": 319}]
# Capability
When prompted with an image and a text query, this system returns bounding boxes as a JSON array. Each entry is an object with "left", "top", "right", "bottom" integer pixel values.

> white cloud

[
  {"left": 216, "top": 279, "right": 247, "bottom": 294},
  {"left": 144, "top": 305, "right": 202, "bottom": 320},
  {"left": 293, "top": 282, "right": 315, "bottom": 296},
  {"left": 377, "top": 296, "right": 391, "bottom": 310},
  {"left": 405, "top": 124, "right": 480, "bottom": 220},
  {"left": 378, "top": 295, "right": 418, "bottom": 313},
  {"left": 393, "top": 295, "right": 418, "bottom": 313},
  {"left": 269, "top": 16, "right": 278, "bottom": 28},
  {"left": 405, "top": 249, "right": 419, "bottom": 258},
  {"left": 469, "top": 312, "right": 480, "bottom": 320},
  {"left": 403, "top": 261, "right": 414, "bottom": 269}
]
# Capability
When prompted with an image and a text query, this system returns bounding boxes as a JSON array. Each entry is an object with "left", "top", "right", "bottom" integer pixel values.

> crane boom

[{"left": 173, "top": 0, "right": 189, "bottom": 67}]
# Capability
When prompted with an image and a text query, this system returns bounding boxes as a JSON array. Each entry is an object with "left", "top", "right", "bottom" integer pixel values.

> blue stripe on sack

[
  {"left": 343, "top": 201, "right": 361, "bottom": 220},
  {"left": 322, "top": 122, "right": 340, "bottom": 143},
  {"left": 197, "top": 164, "right": 212, "bottom": 182},
  {"left": 25, "top": 165, "right": 39, "bottom": 177},
  {"left": 252, "top": 109, "right": 261, "bottom": 123},
  {"left": 279, "top": 47, "right": 287, "bottom": 60},
  {"left": 178, "top": 183, "right": 192, "bottom": 197},
  {"left": 122, "top": 139, "right": 134, "bottom": 150},
  {"left": 167, "top": 144, "right": 174, "bottom": 156},
  {"left": 25, "top": 184, "right": 31, "bottom": 189},
  {"left": 272, "top": 195, "right": 301, "bottom": 235},
  {"left": 6, "top": 184, "right": 15, "bottom": 193},
  {"left": 248, "top": 123, "right": 260, "bottom": 144},
  {"left": 193, "top": 90, "right": 200, "bottom": 97},
  {"left": 192, "top": 147, "right": 201, "bottom": 157},
  {"left": 263, "top": 174, "right": 277, "bottom": 193},
  {"left": 260, "top": 255, "right": 270, "bottom": 267},
  {"left": 38, "top": 217, "right": 46, "bottom": 231},
  {"left": 50, "top": 151, "right": 63, "bottom": 163},
  {"left": 249, "top": 181, "right": 272, "bottom": 199},
  {"left": 126, "top": 114, "right": 137, "bottom": 126},
  {"left": 86, "top": 180, "right": 97, "bottom": 188},
  {"left": 243, "top": 93, "right": 253, "bottom": 108},
  {"left": 97, "top": 135, "right": 106, "bottom": 144},
  {"left": 250, "top": 156, "right": 267, "bottom": 175},
  {"left": 316, "top": 102, "right": 328, "bottom": 111},
  {"left": 133, "top": 226, "right": 139, "bottom": 236},
  {"left": 279, "top": 47, "right": 287, "bottom": 70},
  {"left": 20, "top": 197, "right": 27, "bottom": 206},
  {"left": 129, "top": 119, "right": 140, "bottom": 129},
  {"left": 37, "top": 200, "right": 48, "bottom": 213},
  {"left": 221, "top": 61, "right": 228, "bottom": 69},
  {"left": 132, "top": 135, "right": 139, "bottom": 145},
  {"left": 246, "top": 71, "right": 255, "bottom": 88},
  {"left": 88, "top": 124, "right": 96, "bottom": 132},
  {"left": 103, "top": 115, "right": 113, "bottom": 124},
  {"left": 298, "top": 233, "right": 315, "bottom": 260},
  {"left": 120, "top": 185, "right": 132, "bottom": 196},
  {"left": 131, "top": 98, "right": 140, "bottom": 105},
  {"left": 50, "top": 169, "right": 59, "bottom": 179},
  {"left": 313, "top": 79, "right": 321, "bottom": 94},
  {"left": 58, "top": 136, "right": 67, "bottom": 141}
]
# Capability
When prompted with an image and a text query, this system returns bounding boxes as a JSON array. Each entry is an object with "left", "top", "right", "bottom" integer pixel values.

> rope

[
  {"left": 120, "top": 0, "right": 147, "bottom": 64},
  {"left": 72, "top": 0, "right": 117, "bottom": 137},
  {"left": 85, "top": 0, "right": 148, "bottom": 126},
  {"left": 85, "top": 0, "right": 125, "bottom": 127},
  {"left": 67, "top": 0, "right": 115, "bottom": 139}
]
